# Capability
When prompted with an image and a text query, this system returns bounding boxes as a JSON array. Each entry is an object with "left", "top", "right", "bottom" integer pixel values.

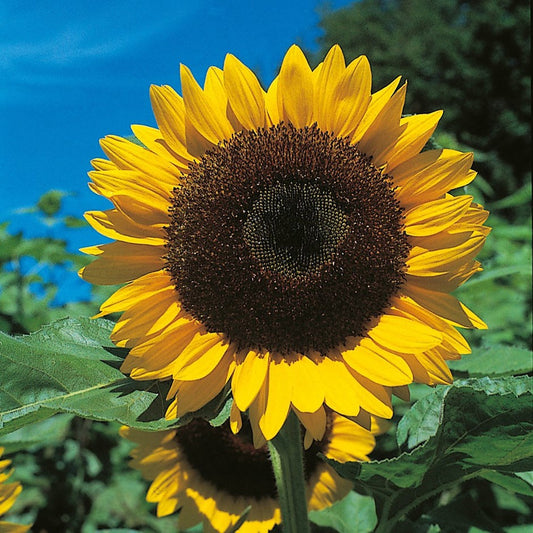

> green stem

[{"left": 267, "top": 411, "right": 311, "bottom": 533}]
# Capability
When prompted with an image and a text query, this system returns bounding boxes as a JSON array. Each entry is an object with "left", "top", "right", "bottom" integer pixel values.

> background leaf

[
  {"left": 327, "top": 377, "right": 533, "bottom": 531},
  {"left": 309, "top": 491, "right": 377, "bottom": 533},
  {"left": 0, "top": 413, "right": 74, "bottom": 454},
  {"left": 448, "top": 346, "right": 532, "bottom": 377}
]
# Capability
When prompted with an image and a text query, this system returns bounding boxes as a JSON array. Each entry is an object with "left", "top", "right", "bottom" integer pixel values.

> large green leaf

[
  {"left": 309, "top": 491, "right": 377, "bottom": 533},
  {"left": 396, "top": 377, "right": 532, "bottom": 449},
  {"left": 448, "top": 345, "right": 532, "bottom": 377},
  {"left": 326, "top": 377, "right": 533, "bottom": 532},
  {"left": 0, "top": 317, "right": 179, "bottom": 436}
]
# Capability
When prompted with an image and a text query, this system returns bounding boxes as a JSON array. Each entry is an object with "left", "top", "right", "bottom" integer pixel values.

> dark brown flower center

[
  {"left": 166, "top": 123, "right": 409, "bottom": 355},
  {"left": 243, "top": 181, "right": 348, "bottom": 277},
  {"left": 174, "top": 418, "right": 325, "bottom": 499}
]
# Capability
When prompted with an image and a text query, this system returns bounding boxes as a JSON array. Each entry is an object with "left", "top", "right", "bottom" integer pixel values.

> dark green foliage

[
  {"left": 327, "top": 377, "right": 533, "bottom": 532},
  {"left": 317, "top": 0, "right": 531, "bottom": 202},
  {"left": 36, "top": 190, "right": 67, "bottom": 217},
  {"left": 9, "top": 418, "right": 179, "bottom": 533},
  {"left": 0, "top": 192, "right": 113, "bottom": 335}
]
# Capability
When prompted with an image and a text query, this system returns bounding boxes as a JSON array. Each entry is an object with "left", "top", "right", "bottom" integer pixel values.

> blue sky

[
  {"left": 0, "top": 0, "right": 354, "bottom": 303},
  {"left": 1, "top": 1, "right": 353, "bottom": 232}
]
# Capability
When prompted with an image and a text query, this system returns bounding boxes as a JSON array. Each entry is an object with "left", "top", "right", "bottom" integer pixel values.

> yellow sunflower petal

[
  {"left": 89, "top": 167, "right": 173, "bottom": 198},
  {"left": 416, "top": 349, "right": 453, "bottom": 384},
  {"left": 116, "top": 298, "right": 182, "bottom": 344},
  {"left": 126, "top": 319, "right": 201, "bottom": 378},
  {"left": 307, "top": 465, "right": 352, "bottom": 511},
  {"left": 130, "top": 124, "right": 190, "bottom": 170},
  {"left": 149, "top": 85, "right": 194, "bottom": 162},
  {"left": 91, "top": 157, "right": 117, "bottom": 171},
  {"left": 229, "top": 401, "right": 242, "bottom": 434},
  {"left": 293, "top": 406, "right": 327, "bottom": 441},
  {"left": 277, "top": 45, "right": 314, "bottom": 128},
  {"left": 180, "top": 63, "right": 234, "bottom": 145},
  {"left": 79, "top": 242, "right": 165, "bottom": 285},
  {"left": 204, "top": 66, "right": 243, "bottom": 132},
  {"left": 84, "top": 209, "right": 166, "bottom": 245},
  {"left": 326, "top": 55, "right": 372, "bottom": 139},
  {"left": 401, "top": 353, "right": 432, "bottom": 384},
  {"left": 393, "top": 149, "right": 474, "bottom": 206},
  {"left": 340, "top": 338, "right": 413, "bottom": 386},
  {"left": 248, "top": 386, "right": 268, "bottom": 448},
  {"left": 404, "top": 195, "right": 473, "bottom": 237},
  {"left": 288, "top": 356, "right": 325, "bottom": 413},
  {"left": 367, "top": 314, "right": 442, "bottom": 353},
  {"left": 259, "top": 361, "right": 292, "bottom": 440},
  {"left": 357, "top": 83, "right": 406, "bottom": 165},
  {"left": 231, "top": 351, "right": 270, "bottom": 411},
  {"left": 385, "top": 110, "right": 443, "bottom": 170},
  {"left": 406, "top": 259, "right": 482, "bottom": 293},
  {"left": 172, "top": 333, "right": 232, "bottom": 381},
  {"left": 265, "top": 77, "right": 280, "bottom": 125},
  {"left": 318, "top": 358, "right": 362, "bottom": 416},
  {"left": 352, "top": 76, "right": 401, "bottom": 142},
  {"left": 403, "top": 283, "right": 487, "bottom": 329},
  {"left": 0, "top": 485, "right": 20, "bottom": 516},
  {"left": 166, "top": 352, "right": 235, "bottom": 418},
  {"left": 95, "top": 270, "right": 172, "bottom": 316},
  {"left": 110, "top": 191, "right": 169, "bottom": 226},
  {"left": 343, "top": 368, "right": 393, "bottom": 419},
  {"left": 390, "top": 295, "right": 472, "bottom": 354},
  {"left": 325, "top": 413, "right": 376, "bottom": 462},
  {"left": 100, "top": 135, "right": 178, "bottom": 187},
  {"left": 224, "top": 54, "right": 267, "bottom": 130},
  {"left": 314, "top": 44, "right": 346, "bottom": 131},
  {"left": 407, "top": 234, "right": 486, "bottom": 274}
]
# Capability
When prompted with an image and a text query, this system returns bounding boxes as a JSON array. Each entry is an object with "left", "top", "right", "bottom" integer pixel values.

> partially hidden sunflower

[
  {"left": 0, "top": 448, "right": 30, "bottom": 533},
  {"left": 81, "top": 44, "right": 489, "bottom": 444},
  {"left": 121, "top": 412, "right": 378, "bottom": 533}
]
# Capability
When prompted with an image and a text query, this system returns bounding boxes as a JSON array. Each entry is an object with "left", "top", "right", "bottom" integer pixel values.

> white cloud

[{"left": 0, "top": 2, "right": 199, "bottom": 79}]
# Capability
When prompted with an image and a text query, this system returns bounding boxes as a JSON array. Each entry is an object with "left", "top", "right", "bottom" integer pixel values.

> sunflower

[
  {"left": 0, "top": 448, "right": 30, "bottom": 533},
  {"left": 81, "top": 44, "right": 489, "bottom": 443},
  {"left": 121, "top": 411, "right": 377, "bottom": 532}
]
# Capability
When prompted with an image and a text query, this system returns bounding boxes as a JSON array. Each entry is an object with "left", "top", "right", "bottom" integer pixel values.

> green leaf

[
  {"left": 209, "top": 395, "right": 233, "bottom": 427},
  {"left": 327, "top": 377, "right": 533, "bottom": 531},
  {"left": 479, "top": 471, "right": 533, "bottom": 497},
  {"left": 396, "top": 386, "right": 447, "bottom": 449},
  {"left": 309, "top": 491, "right": 377, "bottom": 533},
  {"left": 36, "top": 190, "right": 68, "bottom": 216},
  {"left": 463, "top": 264, "right": 532, "bottom": 287},
  {"left": 224, "top": 506, "right": 251, "bottom": 533},
  {"left": 0, "top": 317, "right": 178, "bottom": 436},
  {"left": 448, "top": 346, "right": 532, "bottom": 377},
  {"left": 0, "top": 413, "right": 74, "bottom": 453},
  {"left": 489, "top": 182, "right": 532, "bottom": 210},
  {"left": 64, "top": 215, "right": 89, "bottom": 228},
  {"left": 397, "top": 377, "right": 532, "bottom": 449},
  {"left": 125, "top": 134, "right": 147, "bottom": 149},
  {"left": 422, "top": 492, "right": 507, "bottom": 533}
]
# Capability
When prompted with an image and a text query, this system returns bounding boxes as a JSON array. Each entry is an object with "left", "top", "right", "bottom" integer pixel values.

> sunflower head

[
  {"left": 121, "top": 411, "right": 377, "bottom": 532},
  {"left": 82, "top": 44, "right": 489, "bottom": 444}
]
